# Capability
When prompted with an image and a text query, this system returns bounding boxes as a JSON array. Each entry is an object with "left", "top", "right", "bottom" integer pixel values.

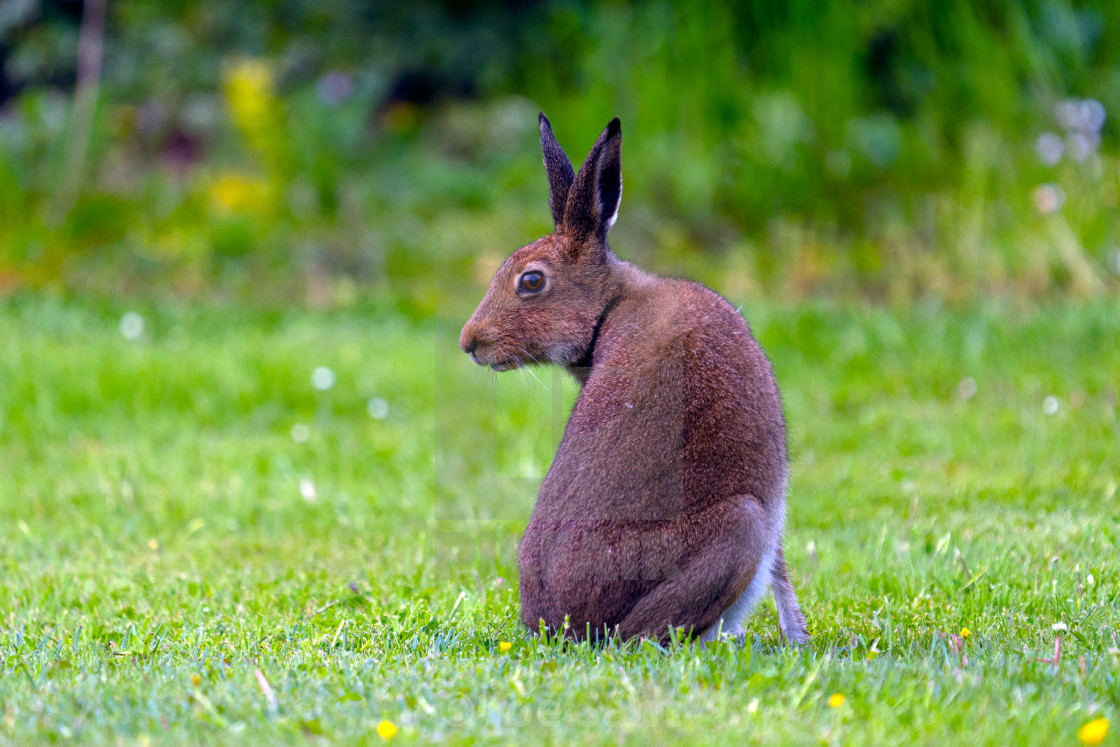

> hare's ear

[
  {"left": 563, "top": 117, "right": 622, "bottom": 247},
  {"left": 540, "top": 113, "right": 575, "bottom": 228}
]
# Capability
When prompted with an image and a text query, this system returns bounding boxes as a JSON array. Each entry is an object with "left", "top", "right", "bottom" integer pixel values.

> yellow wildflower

[
  {"left": 224, "top": 60, "right": 273, "bottom": 131},
  {"left": 1079, "top": 717, "right": 1109, "bottom": 746},
  {"left": 222, "top": 58, "right": 282, "bottom": 160},
  {"left": 960, "top": 628, "right": 971, "bottom": 639},
  {"left": 209, "top": 173, "right": 270, "bottom": 214},
  {"left": 191, "top": 674, "right": 201, "bottom": 687},
  {"left": 828, "top": 693, "right": 846, "bottom": 708},
  {"left": 499, "top": 641, "right": 512, "bottom": 652},
  {"left": 377, "top": 720, "right": 398, "bottom": 740}
]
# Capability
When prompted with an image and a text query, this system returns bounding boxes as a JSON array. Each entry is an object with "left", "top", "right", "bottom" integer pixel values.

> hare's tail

[{"left": 771, "top": 544, "right": 810, "bottom": 644}]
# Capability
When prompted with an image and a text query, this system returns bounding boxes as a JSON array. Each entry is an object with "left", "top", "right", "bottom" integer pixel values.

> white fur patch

[
  {"left": 697, "top": 471, "right": 789, "bottom": 644},
  {"left": 697, "top": 544, "right": 777, "bottom": 643},
  {"left": 603, "top": 179, "right": 621, "bottom": 231}
]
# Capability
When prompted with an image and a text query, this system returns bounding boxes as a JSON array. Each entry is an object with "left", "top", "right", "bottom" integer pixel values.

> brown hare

[{"left": 460, "top": 114, "right": 809, "bottom": 645}]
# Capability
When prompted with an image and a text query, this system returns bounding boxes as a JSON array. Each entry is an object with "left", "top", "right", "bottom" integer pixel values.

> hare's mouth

[
  {"left": 469, "top": 351, "right": 522, "bottom": 371},
  {"left": 488, "top": 359, "right": 521, "bottom": 372}
]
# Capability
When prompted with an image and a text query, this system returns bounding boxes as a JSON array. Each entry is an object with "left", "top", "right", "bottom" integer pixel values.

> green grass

[{"left": 1, "top": 294, "right": 1118, "bottom": 745}]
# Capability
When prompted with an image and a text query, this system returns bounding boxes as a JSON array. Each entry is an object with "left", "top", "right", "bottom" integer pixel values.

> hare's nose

[{"left": 459, "top": 325, "right": 479, "bottom": 355}]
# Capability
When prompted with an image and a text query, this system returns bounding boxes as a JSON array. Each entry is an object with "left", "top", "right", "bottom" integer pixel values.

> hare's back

[
  {"left": 545, "top": 278, "right": 787, "bottom": 518},
  {"left": 656, "top": 280, "right": 788, "bottom": 505}
]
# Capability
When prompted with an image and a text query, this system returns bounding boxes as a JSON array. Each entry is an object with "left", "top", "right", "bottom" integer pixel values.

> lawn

[{"left": 1, "top": 294, "right": 1118, "bottom": 745}]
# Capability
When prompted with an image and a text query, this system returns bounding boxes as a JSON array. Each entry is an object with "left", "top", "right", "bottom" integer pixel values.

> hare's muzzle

[{"left": 459, "top": 321, "right": 488, "bottom": 364}]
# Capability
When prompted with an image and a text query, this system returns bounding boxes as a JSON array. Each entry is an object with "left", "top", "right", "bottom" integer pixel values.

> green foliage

[
  {"left": 1, "top": 296, "right": 1118, "bottom": 742},
  {"left": 0, "top": 1, "right": 1119, "bottom": 303}
]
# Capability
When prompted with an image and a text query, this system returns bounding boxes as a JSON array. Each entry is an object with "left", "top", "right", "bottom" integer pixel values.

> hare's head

[{"left": 460, "top": 115, "right": 624, "bottom": 371}]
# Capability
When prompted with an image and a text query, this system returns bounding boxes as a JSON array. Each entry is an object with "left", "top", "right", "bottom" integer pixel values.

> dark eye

[{"left": 518, "top": 271, "right": 545, "bottom": 293}]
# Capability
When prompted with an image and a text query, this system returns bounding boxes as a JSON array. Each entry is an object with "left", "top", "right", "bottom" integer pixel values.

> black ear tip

[
  {"left": 607, "top": 117, "right": 621, "bottom": 136},
  {"left": 539, "top": 112, "right": 550, "bottom": 128}
]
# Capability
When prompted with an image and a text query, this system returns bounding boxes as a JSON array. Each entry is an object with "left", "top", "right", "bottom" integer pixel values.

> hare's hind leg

[
  {"left": 696, "top": 542, "right": 777, "bottom": 644},
  {"left": 771, "top": 545, "right": 809, "bottom": 643},
  {"left": 617, "top": 496, "right": 768, "bottom": 644}
]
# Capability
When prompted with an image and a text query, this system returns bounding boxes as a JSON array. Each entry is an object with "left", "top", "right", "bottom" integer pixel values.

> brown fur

[{"left": 460, "top": 115, "right": 809, "bottom": 644}]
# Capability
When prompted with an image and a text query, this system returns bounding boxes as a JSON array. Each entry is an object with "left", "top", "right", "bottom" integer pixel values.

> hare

[{"left": 460, "top": 114, "right": 809, "bottom": 644}]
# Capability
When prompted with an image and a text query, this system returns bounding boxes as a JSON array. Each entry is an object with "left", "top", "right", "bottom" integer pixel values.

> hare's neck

[
  {"left": 565, "top": 260, "right": 653, "bottom": 386},
  {"left": 567, "top": 294, "right": 620, "bottom": 386}
]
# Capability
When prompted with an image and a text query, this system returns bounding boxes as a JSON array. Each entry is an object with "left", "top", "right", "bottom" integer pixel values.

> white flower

[
  {"left": 1035, "top": 133, "right": 1063, "bottom": 166},
  {"left": 299, "top": 478, "right": 317, "bottom": 502},
  {"left": 1080, "top": 99, "right": 1106, "bottom": 133},
  {"left": 1065, "top": 131, "right": 1098, "bottom": 163},
  {"left": 311, "top": 366, "right": 336, "bottom": 391},
  {"left": 1031, "top": 184, "right": 1064, "bottom": 215},
  {"left": 1052, "top": 622, "right": 1067, "bottom": 632},
  {"left": 119, "top": 312, "right": 145, "bottom": 340},
  {"left": 1056, "top": 99, "right": 1087, "bottom": 131},
  {"left": 1043, "top": 396, "right": 1059, "bottom": 415},
  {"left": 367, "top": 397, "right": 390, "bottom": 419},
  {"left": 957, "top": 377, "right": 977, "bottom": 400},
  {"left": 1053, "top": 98, "right": 1105, "bottom": 162}
]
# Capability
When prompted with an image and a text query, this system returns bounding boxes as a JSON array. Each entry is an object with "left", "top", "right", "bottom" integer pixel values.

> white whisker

[{"left": 522, "top": 364, "right": 550, "bottom": 393}]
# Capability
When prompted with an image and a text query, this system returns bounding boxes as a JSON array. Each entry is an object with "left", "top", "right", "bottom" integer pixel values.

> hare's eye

[{"left": 518, "top": 271, "right": 545, "bottom": 293}]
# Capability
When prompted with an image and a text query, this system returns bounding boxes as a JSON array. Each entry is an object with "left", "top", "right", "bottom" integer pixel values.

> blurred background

[{"left": 1, "top": 0, "right": 1118, "bottom": 316}]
